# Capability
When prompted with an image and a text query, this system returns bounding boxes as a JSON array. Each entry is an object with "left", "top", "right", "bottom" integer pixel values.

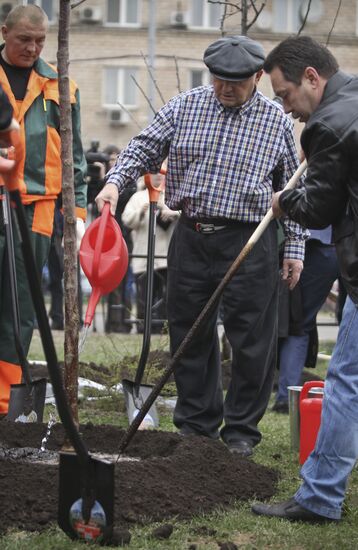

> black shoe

[
  {"left": 228, "top": 440, "right": 253, "bottom": 457},
  {"left": 271, "top": 400, "right": 289, "bottom": 414},
  {"left": 252, "top": 497, "right": 337, "bottom": 522}
]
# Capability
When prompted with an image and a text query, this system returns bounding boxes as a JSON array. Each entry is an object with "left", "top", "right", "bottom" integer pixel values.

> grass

[{"left": 1, "top": 331, "right": 357, "bottom": 549}]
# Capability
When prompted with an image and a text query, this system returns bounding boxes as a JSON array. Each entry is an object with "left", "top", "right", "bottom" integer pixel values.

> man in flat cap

[{"left": 96, "top": 35, "right": 306, "bottom": 457}]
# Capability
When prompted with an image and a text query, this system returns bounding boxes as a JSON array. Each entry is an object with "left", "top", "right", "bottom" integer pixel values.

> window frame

[
  {"left": 272, "top": 0, "right": 301, "bottom": 33},
  {"left": 188, "top": 0, "right": 223, "bottom": 30},
  {"left": 104, "top": 0, "right": 141, "bottom": 28},
  {"left": 102, "top": 66, "right": 139, "bottom": 110}
]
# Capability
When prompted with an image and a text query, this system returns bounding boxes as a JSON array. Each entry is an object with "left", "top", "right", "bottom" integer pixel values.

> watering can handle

[
  {"left": 300, "top": 380, "right": 325, "bottom": 403},
  {"left": 92, "top": 202, "right": 111, "bottom": 281},
  {"left": 144, "top": 168, "right": 166, "bottom": 203}
]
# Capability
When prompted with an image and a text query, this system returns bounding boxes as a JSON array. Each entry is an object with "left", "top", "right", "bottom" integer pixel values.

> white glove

[{"left": 76, "top": 218, "right": 85, "bottom": 251}]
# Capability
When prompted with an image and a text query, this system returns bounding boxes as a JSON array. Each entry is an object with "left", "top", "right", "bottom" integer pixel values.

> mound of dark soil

[{"left": 0, "top": 422, "right": 278, "bottom": 535}]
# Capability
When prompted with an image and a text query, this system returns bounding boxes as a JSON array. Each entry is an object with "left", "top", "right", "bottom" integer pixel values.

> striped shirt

[{"left": 106, "top": 86, "right": 307, "bottom": 259}]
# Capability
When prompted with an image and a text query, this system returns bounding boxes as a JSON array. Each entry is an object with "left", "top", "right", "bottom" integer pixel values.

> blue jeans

[
  {"left": 295, "top": 296, "right": 358, "bottom": 519},
  {"left": 276, "top": 241, "right": 338, "bottom": 402}
]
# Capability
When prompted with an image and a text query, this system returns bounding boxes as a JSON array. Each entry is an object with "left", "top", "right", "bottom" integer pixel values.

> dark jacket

[
  {"left": 0, "top": 83, "right": 12, "bottom": 130},
  {"left": 279, "top": 71, "right": 358, "bottom": 304}
]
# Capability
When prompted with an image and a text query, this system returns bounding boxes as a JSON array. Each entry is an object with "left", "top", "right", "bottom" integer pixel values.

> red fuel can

[{"left": 299, "top": 380, "right": 325, "bottom": 465}]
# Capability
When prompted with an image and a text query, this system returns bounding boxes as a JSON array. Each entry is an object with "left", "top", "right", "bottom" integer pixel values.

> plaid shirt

[{"left": 106, "top": 86, "right": 307, "bottom": 259}]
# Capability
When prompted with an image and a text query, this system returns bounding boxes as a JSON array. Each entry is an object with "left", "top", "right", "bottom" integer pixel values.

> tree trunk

[{"left": 57, "top": 0, "right": 80, "bottom": 423}]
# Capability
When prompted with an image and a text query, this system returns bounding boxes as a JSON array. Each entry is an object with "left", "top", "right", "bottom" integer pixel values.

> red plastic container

[
  {"left": 299, "top": 380, "right": 325, "bottom": 465},
  {"left": 79, "top": 203, "right": 128, "bottom": 327}
]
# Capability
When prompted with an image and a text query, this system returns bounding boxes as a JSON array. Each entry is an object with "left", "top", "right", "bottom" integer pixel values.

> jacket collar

[{"left": 321, "top": 70, "right": 352, "bottom": 104}]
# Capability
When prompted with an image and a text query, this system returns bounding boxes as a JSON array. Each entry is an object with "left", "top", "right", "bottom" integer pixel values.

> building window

[
  {"left": 190, "top": 69, "right": 211, "bottom": 89},
  {"left": 189, "top": 0, "right": 222, "bottom": 29},
  {"left": 104, "top": 67, "right": 138, "bottom": 108},
  {"left": 272, "top": 0, "right": 300, "bottom": 32},
  {"left": 26, "top": 0, "right": 55, "bottom": 22},
  {"left": 106, "top": 0, "right": 140, "bottom": 26},
  {"left": 273, "top": 0, "right": 324, "bottom": 33}
]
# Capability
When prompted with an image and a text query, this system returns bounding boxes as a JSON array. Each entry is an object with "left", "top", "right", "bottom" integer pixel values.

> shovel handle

[
  {"left": 144, "top": 169, "right": 166, "bottom": 203},
  {"left": 92, "top": 201, "right": 111, "bottom": 281}
]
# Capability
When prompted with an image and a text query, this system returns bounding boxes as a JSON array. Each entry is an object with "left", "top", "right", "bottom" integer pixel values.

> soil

[
  {"left": 0, "top": 358, "right": 323, "bottom": 539},
  {"left": 0, "top": 421, "right": 278, "bottom": 537}
]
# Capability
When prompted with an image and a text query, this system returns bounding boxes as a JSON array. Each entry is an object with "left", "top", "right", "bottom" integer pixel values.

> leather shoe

[
  {"left": 252, "top": 497, "right": 336, "bottom": 522},
  {"left": 228, "top": 440, "right": 253, "bottom": 457}
]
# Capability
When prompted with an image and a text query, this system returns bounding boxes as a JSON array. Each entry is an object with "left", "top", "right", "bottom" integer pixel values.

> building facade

[{"left": 1, "top": 0, "right": 358, "bottom": 151}]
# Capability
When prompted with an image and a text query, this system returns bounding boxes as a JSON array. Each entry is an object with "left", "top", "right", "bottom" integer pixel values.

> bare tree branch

[
  {"left": 326, "top": 0, "right": 343, "bottom": 45},
  {"left": 208, "top": 0, "right": 266, "bottom": 36},
  {"left": 246, "top": 1, "right": 266, "bottom": 31},
  {"left": 130, "top": 74, "right": 157, "bottom": 115},
  {"left": 173, "top": 56, "right": 182, "bottom": 93},
  {"left": 116, "top": 100, "right": 143, "bottom": 130},
  {"left": 70, "top": 0, "right": 86, "bottom": 9},
  {"left": 140, "top": 50, "right": 166, "bottom": 105},
  {"left": 297, "top": 0, "right": 312, "bottom": 35}
]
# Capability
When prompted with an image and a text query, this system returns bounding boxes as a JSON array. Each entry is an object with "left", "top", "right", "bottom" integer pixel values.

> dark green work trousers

[{"left": 0, "top": 202, "right": 50, "bottom": 370}]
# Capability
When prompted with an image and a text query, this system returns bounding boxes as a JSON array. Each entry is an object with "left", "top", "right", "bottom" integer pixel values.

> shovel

[
  {"left": 122, "top": 170, "right": 166, "bottom": 429},
  {"left": 79, "top": 202, "right": 128, "bottom": 353},
  {"left": 1, "top": 137, "right": 115, "bottom": 544},
  {"left": 0, "top": 186, "right": 47, "bottom": 422},
  {"left": 117, "top": 160, "right": 307, "bottom": 453}
]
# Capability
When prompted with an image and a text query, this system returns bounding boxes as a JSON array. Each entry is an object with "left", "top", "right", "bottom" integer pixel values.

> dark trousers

[
  {"left": 167, "top": 219, "right": 279, "bottom": 446},
  {"left": 135, "top": 268, "right": 168, "bottom": 334}
]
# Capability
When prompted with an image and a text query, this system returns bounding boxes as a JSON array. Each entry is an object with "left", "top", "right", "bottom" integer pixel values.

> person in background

[
  {"left": 122, "top": 173, "right": 179, "bottom": 334},
  {"left": 0, "top": 5, "right": 87, "bottom": 415},
  {"left": 252, "top": 35, "right": 358, "bottom": 522},
  {"left": 273, "top": 226, "right": 339, "bottom": 413},
  {"left": 95, "top": 35, "right": 307, "bottom": 457}
]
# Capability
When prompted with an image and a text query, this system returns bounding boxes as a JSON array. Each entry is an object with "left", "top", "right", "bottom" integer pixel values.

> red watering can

[{"left": 79, "top": 202, "right": 128, "bottom": 350}]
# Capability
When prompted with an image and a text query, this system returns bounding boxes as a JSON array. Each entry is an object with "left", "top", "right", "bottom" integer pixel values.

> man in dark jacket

[{"left": 252, "top": 36, "right": 358, "bottom": 522}]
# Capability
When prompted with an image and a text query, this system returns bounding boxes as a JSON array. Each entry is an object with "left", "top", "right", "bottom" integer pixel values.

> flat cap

[{"left": 203, "top": 35, "right": 265, "bottom": 81}]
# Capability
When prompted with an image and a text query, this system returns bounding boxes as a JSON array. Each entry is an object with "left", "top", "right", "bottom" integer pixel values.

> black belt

[{"left": 180, "top": 215, "right": 244, "bottom": 234}]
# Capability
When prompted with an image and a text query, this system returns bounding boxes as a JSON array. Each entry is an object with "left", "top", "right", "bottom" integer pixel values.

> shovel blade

[
  {"left": 7, "top": 377, "right": 47, "bottom": 422},
  {"left": 58, "top": 452, "right": 114, "bottom": 544},
  {"left": 122, "top": 379, "right": 159, "bottom": 428}
]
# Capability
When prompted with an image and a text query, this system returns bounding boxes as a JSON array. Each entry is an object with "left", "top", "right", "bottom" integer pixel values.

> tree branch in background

[
  {"left": 173, "top": 56, "right": 182, "bottom": 93},
  {"left": 70, "top": 0, "right": 86, "bottom": 9},
  {"left": 208, "top": 0, "right": 266, "bottom": 36},
  {"left": 58, "top": 0, "right": 80, "bottom": 423},
  {"left": 131, "top": 74, "right": 157, "bottom": 116},
  {"left": 140, "top": 50, "right": 166, "bottom": 105},
  {"left": 297, "top": 0, "right": 312, "bottom": 35},
  {"left": 326, "top": 0, "right": 342, "bottom": 45},
  {"left": 116, "top": 100, "right": 143, "bottom": 130}
]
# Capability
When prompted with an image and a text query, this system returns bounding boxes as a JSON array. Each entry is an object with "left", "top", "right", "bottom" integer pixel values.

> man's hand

[
  {"left": 95, "top": 183, "right": 119, "bottom": 216},
  {"left": 272, "top": 191, "right": 285, "bottom": 218},
  {"left": 281, "top": 258, "right": 303, "bottom": 290}
]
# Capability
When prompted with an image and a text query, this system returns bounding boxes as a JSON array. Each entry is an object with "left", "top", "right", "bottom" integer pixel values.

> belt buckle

[{"left": 195, "top": 223, "right": 215, "bottom": 234}]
